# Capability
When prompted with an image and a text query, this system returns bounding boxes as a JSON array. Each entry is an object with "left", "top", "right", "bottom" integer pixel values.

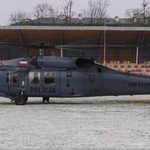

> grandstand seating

[{"left": 106, "top": 63, "right": 150, "bottom": 75}]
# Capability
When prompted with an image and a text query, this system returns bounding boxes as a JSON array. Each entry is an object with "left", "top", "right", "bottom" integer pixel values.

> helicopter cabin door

[
  {"left": 42, "top": 71, "right": 58, "bottom": 97},
  {"left": 27, "top": 71, "right": 58, "bottom": 97},
  {"left": 6, "top": 71, "right": 19, "bottom": 95}
]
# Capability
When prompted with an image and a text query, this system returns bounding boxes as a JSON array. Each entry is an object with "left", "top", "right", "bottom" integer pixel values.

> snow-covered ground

[{"left": 0, "top": 96, "right": 150, "bottom": 149}]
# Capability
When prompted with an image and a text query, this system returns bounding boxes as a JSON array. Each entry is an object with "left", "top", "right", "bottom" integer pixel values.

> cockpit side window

[
  {"left": 44, "top": 72, "right": 56, "bottom": 85},
  {"left": 29, "top": 72, "right": 40, "bottom": 84},
  {"left": 12, "top": 72, "right": 18, "bottom": 83},
  {"left": 6, "top": 72, "right": 18, "bottom": 84}
]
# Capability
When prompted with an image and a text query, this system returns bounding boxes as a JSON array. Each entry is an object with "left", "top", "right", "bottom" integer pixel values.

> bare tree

[
  {"left": 33, "top": 3, "right": 48, "bottom": 19},
  {"left": 83, "top": 0, "right": 109, "bottom": 24},
  {"left": 9, "top": 11, "right": 28, "bottom": 24},
  {"left": 47, "top": 5, "right": 59, "bottom": 23},
  {"left": 125, "top": 0, "right": 150, "bottom": 24},
  {"left": 126, "top": 8, "right": 141, "bottom": 18},
  {"left": 33, "top": 3, "right": 58, "bottom": 24},
  {"left": 62, "top": 0, "right": 75, "bottom": 24}
]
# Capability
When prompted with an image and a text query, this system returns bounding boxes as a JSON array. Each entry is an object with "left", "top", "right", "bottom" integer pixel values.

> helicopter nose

[{"left": 0, "top": 72, "right": 6, "bottom": 89}]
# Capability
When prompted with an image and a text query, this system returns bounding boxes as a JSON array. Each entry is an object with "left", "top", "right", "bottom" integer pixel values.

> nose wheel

[{"left": 42, "top": 97, "right": 49, "bottom": 103}]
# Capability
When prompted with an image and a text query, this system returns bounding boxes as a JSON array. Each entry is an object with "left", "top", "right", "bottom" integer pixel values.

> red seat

[{"left": 127, "top": 65, "right": 131, "bottom": 68}]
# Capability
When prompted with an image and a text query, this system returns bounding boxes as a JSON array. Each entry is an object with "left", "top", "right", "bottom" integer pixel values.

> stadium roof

[
  {"left": 1, "top": 25, "right": 150, "bottom": 31},
  {"left": 0, "top": 25, "right": 150, "bottom": 47}
]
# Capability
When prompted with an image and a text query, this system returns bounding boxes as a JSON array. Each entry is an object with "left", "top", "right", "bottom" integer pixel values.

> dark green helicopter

[{"left": 0, "top": 43, "right": 150, "bottom": 105}]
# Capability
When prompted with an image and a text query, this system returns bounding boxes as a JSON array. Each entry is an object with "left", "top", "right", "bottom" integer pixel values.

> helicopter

[{"left": 0, "top": 43, "right": 150, "bottom": 105}]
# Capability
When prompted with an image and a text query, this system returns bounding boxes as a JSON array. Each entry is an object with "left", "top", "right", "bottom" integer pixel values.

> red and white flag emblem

[{"left": 19, "top": 61, "right": 28, "bottom": 67}]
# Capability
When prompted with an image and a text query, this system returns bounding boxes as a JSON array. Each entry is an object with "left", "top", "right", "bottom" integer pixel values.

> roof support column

[
  {"left": 61, "top": 46, "right": 63, "bottom": 57},
  {"left": 16, "top": 30, "right": 27, "bottom": 57},
  {"left": 59, "top": 31, "right": 63, "bottom": 57},
  {"left": 16, "top": 30, "right": 24, "bottom": 44},
  {"left": 136, "top": 46, "right": 139, "bottom": 64}
]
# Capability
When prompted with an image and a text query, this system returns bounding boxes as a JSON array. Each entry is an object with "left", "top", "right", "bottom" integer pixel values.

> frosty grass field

[{"left": 0, "top": 96, "right": 150, "bottom": 149}]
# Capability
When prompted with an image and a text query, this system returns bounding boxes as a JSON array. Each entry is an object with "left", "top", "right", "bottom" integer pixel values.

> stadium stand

[{"left": 0, "top": 24, "right": 150, "bottom": 75}]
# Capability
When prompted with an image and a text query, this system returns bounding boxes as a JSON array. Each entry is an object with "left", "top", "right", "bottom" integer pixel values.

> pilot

[{"left": 31, "top": 72, "right": 40, "bottom": 84}]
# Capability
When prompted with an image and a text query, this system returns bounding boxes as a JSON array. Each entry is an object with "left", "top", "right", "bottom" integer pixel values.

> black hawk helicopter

[{"left": 0, "top": 42, "right": 150, "bottom": 105}]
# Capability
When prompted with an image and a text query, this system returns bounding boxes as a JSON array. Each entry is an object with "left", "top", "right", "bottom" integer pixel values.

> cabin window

[
  {"left": 29, "top": 72, "right": 40, "bottom": 84},
  {"left": 44, "top": 72, "right": 56, "bottom": 85}
]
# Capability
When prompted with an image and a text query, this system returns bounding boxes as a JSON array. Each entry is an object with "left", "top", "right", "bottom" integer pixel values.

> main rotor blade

[{"left": 0, "top": 42, "right": 56, "bottom": 49}]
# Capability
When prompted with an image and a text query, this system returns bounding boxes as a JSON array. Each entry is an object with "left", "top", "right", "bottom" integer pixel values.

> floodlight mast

[{"left": 103, "top": 19, "right": 106, "bottom": 65}]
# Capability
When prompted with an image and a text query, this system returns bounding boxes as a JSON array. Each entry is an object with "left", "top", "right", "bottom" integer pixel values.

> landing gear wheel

[
  {"left": 14, "top": 95, "right": 27, "bottom": 105},
  {"left": 43, "top": 97, "right": 49, "bottom": 103}
]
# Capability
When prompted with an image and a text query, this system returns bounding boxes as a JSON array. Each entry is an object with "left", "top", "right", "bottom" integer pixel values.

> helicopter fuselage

[{"left": 0, "top": 56, "right": 150, "bottom": 105}]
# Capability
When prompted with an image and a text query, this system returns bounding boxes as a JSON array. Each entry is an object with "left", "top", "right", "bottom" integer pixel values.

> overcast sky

[{"left": 0, "top": 0, "right": 144, "bottom": 25}]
